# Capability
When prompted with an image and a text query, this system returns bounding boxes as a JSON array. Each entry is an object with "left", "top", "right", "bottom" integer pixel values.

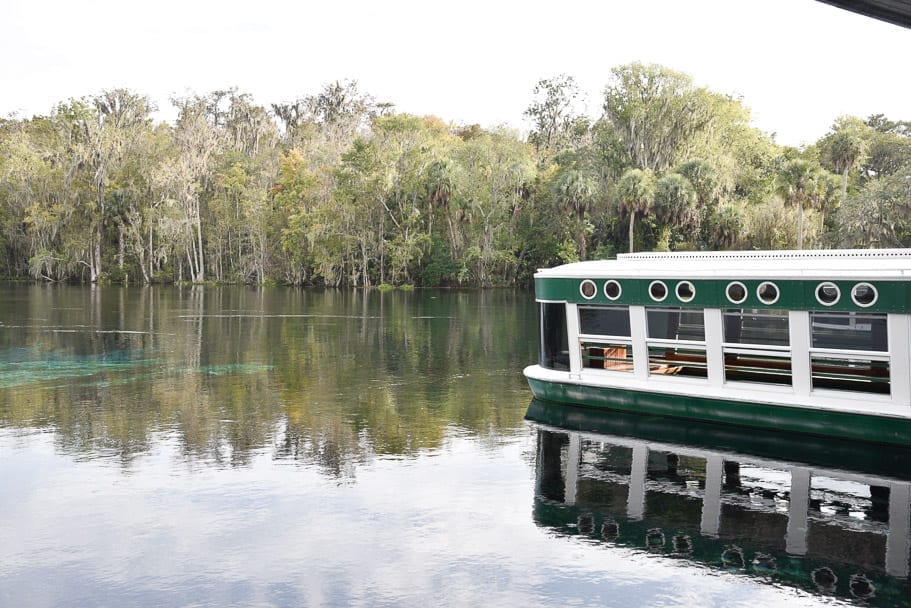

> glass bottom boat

[{"left": 524, "top": 249, "right": 911, "bottom": 445}]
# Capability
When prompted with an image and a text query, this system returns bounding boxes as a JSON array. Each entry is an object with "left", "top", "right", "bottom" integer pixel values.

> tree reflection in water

[{"left": 0, "top": 285, "right": 537, "bottom": 476}]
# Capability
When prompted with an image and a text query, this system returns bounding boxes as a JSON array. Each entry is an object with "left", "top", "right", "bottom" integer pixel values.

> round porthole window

[
  {"left": 851, "top": 282, "right": 877, "bottom": 307},
  {"left": 603, "top": 280, "right": 622, "bottom": 300},
  {"left": 756, "top": 281, "right": 780, "bottom": 305},
  {"left": 675, "top": 281, "right": 695, "bottom": 303},
  {"left": 815, "top": 282, "right": 840, "bottom": 306},
  {"left": 580, "top": 279, "right": 597, "bottom": 299},
  {"left": 726, "top": 281, "right": 748, "bottom": 305},
  {"left": 649, "top": 280, "right": 668, "bottom": 302}
]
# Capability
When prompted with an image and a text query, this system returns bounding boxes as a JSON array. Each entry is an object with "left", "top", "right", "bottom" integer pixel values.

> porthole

[
  {"left": 756, "top": 281, "right": 780, "bottom": 305},
  {"left": 579, "top": 279, "right": 597, "bottom": 300},
  {"left": 815, "top": 282, "right": 840, "bottom": 306},
  {"left": 851, "top": 282, "right": 877, "bottom": 307},
  {"left": 603, "top": 280, "right": 622, "bottom": 301},
  {"left": 648, "top": 280, "right": 668, "bottom": 302},
  {"left": 675, "top": 281, "right": 695, "bottom": 303},
  {"left": 726, "top": 281, "right": 748, "bottom": 305}
]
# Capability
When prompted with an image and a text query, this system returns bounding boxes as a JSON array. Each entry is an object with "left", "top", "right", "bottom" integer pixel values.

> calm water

[{"left": 0, "top": 285, "right": 907, "bottom": 607}]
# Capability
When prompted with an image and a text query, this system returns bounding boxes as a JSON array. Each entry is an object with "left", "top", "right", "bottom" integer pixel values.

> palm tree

[
  {"left": 706, "top": 203, "right": 744, "bottom": 249},
  {"left": 554, "top": 169, "right": 596, "bottom": 259},
  {"left": 618, "top": 168, "right": 656, "bottom": 253},
  {"left": 676, "top": 158, "right": 718, "bottom": 247},
  {"left": 811, "top": 170, "right": 842, "bottom": 237},
  {"left": 821, "top": 118, "right": 869, "bottom": 205},
  {"left": 775, "top": 159, "right": 818, "bottom": 249},
  {"left": 654, "top": 173, "right": 698, "bottom": 250}
]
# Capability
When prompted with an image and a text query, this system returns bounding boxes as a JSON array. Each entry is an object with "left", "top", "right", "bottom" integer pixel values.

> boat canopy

[{"left": 534, "top": 249, "right": 911, "bottom": 313}]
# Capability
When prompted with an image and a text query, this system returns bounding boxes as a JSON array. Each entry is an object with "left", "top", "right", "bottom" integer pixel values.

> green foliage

[
  {"left": 654, "top": 173, "right": 698, "bottom": 249},
  {"left": 1, "top": 71, "right": 909, "bottom": 285},
  {"left": 618, "top": 168, "right": 657, "bottom": 253},
  {"left": 602, "top": 63, "right": 714, "bottom": 173},
  {"left": 421, "top": 238, "right": 459, "bottom": 287}
]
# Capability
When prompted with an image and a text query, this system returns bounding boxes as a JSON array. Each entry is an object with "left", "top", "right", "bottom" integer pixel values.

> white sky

[{"left": 2, "top": 0, "right": 909, "bottom": 147}]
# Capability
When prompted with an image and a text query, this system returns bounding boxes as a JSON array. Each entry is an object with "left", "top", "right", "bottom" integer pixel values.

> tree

[
  {"left": 524, "top": 75, "right": 588, "bottom": 162},
  {"left": 810, "top": 169, "right": 842, "bottom": 238},
  {"left": 653, "top": 173, "right": 698, "bottom": 249},
  {"left": 861, "top": 115, "right": 911, "bottom": 180},
  {"left": 819, "top": 116, "right": 869, "bottom": 205},
  {"left": 775, "top": 158, "right": 819, "bottom": 249},
  {"left": 704, "top": 203, "right": 743, "bottom": 250},
  {"left": 453, "top": 128, "right": 536, "bottom": 285},
  {"left": 835, "top": 170, "right": 911, "bottom": 248},
  {"left": 553, "top": 169, "right": 596, "bottom": 260},
  {"left": 675, "top": 159, "right": 719, "bottom": 247},
  {"left": 602, "top": 63, "right": 714, "bottom": 173},
  {"left": 617, "top": 168, "right": 656, "bottom": 253},
  {"left": 156, "top": 95, "right": 221, "bottom": 282}
]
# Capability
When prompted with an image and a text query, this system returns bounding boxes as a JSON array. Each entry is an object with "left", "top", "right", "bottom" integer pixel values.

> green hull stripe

[
  {"left": 535, "top": 276, "right": 911, "bottom": 313},
  {"left": 526, "top": 377, "right": 911, "bottom": 445}
]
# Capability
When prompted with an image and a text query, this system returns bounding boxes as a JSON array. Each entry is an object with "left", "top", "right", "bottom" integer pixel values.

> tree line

[{"left": 2, "top": 64, "right": 910, "bottom": 287}]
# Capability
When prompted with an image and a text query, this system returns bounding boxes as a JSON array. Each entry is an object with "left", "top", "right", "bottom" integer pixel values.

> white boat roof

[{"left": 536, "top": 249, "right": 911, "bottom": 280}]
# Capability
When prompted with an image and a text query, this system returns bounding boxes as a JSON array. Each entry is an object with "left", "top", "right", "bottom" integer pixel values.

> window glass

[
  {"left": 648, "top": 346, "right": 707, "bottom": 378},
  {"left": 580, "top": 280, "right": 597, "bottom": 299},
  {"left": 851, "top": 283, "right": 877, "bottom": 307},
  {"left": 649, "top": 281, "right": 668, "bottom": 301},
  {"left": 647, "top": 308, "right": 705, "bottom": 341},
  {"left": 604, "top": 280, "right": 621, "bottom": 300},
  {"left": 540, "top": 303, "right": 569, "bottom": 370},
  {"left": 676, "top": 281, "right": 695, "bottom": 302},
  {"left": 723, "top": 309, "right": 790, "bottom": 347},
  {"left": 580, "top": 306, "right": 631, "bottom": 337},
  {"left": 757, "top": 282, "right": 779, "bottom": 304},
  {"left": 811, "top": 312, "right": 887, "bottom": 352},
  {"left": 726, "top": 282, "right": 747, "bottom": 304},
  {"left": 811, "top": 356, "right": 889, "bottom": 394},
  {"left": 815, "top": 282, "right": 840, "bottom": 306},
  {"left": 725, "top": 354, "right": 792, "bottom": 386},
  {"left": 582, "top": 342, "right": 634, "bottom": 371}
]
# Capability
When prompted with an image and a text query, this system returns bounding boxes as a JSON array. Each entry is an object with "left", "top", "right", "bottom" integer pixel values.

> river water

[{"left": 0, "top": 285, "right": 907, "bottom": 607}]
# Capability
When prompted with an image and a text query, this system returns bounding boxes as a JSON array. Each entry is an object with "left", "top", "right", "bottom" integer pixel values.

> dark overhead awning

[{"left": 816, "top": 0, "right": 911, "bottom": 29}]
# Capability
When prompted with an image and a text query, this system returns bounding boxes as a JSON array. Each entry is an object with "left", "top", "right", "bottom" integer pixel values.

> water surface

[{"left": 0, "top": 285, "right": 903, "bottom": 607}]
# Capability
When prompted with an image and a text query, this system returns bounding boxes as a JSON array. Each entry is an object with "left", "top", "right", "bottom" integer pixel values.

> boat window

[
  {"left": 603, "top": 280, "right": 622, "bottom": 300},
  {"left": 851, "top": 283, "right": 877, "bottom": 307},
  {"left": 810, "top": 311, "right": 889, "bottom": 394},
  {"left": 810, "top": 356, "right": 890, "bottom": 394},
  {"left": 811, "top": 312, "right": 887, "bottom": 352},
  {"left": 540, "top": 303, "right": 569, "bottom": 371},
  {"left": 722, "top": 309, "right": 791, "bottom": 386},
  {"left": 579, "top": 280, "right": 597, "bottom": 300},
  {"left": 647, "top": 308, "right": 705, "bottom": 341},
  {"left": 756, "top": 282, "right": 779, "bottom": 305},
  {"left": 675, "top": 281, "right": 695, "bottom": 303},
  {"left": 649, "top": 281, "right": 668, "bottom": 302},
  {"left": 582, "top": 342, "right": 634, "bottom": 371},
  {"left": 645, "top": 308, "right": 707, "bottom": 379},
  {"left": 580, "top": 306, "right": 630, "bottom": 337},
  {"left": 815, "top": 282, "right": 840, "bottom": 306},
  {"left": 726, "top": 282, "right": 748, "bottom": 304},
  {"left": 647, "top": 346, "right": 708, "bottom": 378},
  {"left": 723, "top": 309, "right": 790, "bottom": 347},
  {"left": 723, "top": 353, "right": 792, "bottom": 385},
  {"left": 579, "top": 305, "right": 633, "bottom": 373}
]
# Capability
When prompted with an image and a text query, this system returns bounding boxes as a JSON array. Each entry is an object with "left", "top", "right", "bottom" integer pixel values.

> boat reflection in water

[{"left": 526, "top": 399, "right": 911, "bottom": 605}]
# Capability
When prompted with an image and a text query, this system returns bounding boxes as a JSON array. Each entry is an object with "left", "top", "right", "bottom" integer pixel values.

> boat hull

[{"left": 525, "top": 372, "right": 911, "bottom": 446}]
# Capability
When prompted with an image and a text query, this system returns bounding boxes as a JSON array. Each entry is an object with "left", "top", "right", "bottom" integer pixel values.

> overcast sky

[{"left": 2, "top": 0, "right": 908, "bottom": 147}]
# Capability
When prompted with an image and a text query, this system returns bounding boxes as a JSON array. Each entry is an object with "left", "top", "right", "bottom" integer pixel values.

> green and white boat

[{"left": 523, "top": 249, "right": 911, "bottom": 445}]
